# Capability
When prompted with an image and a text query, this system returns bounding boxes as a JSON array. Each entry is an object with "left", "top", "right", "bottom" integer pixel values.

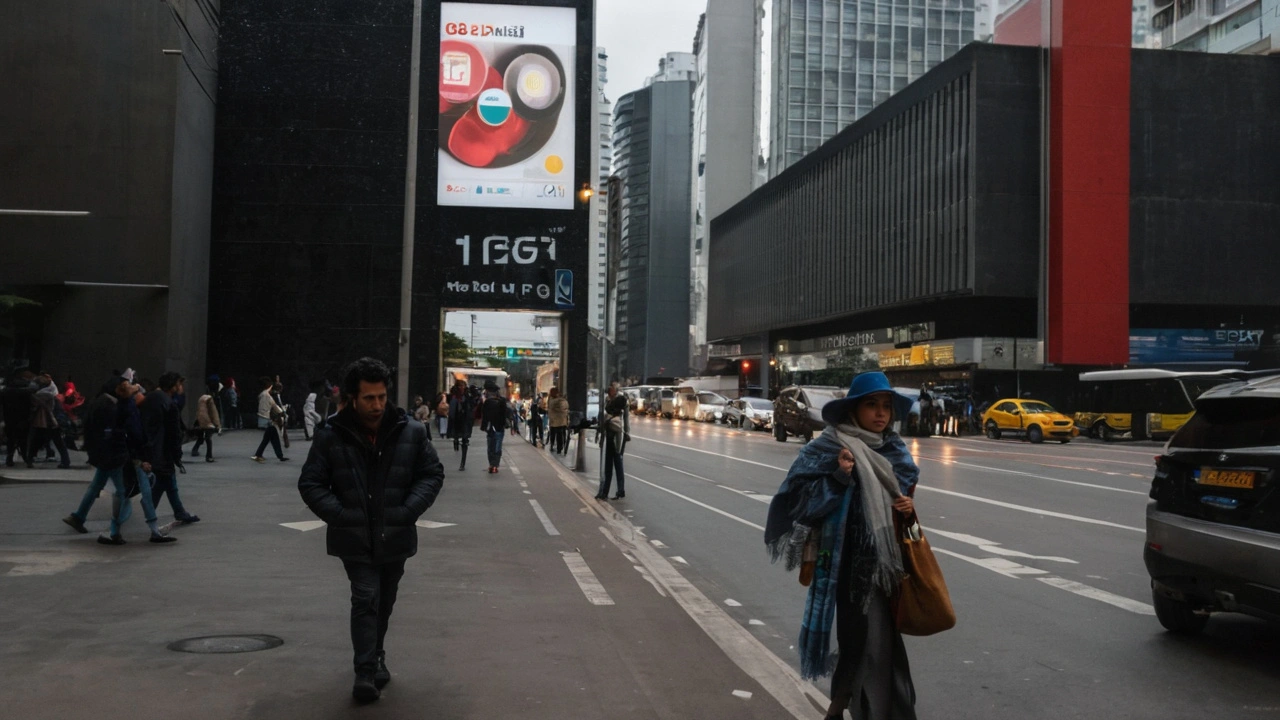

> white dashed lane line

[
  {"left": 561, "top": 551, "right": 614, "bottom": 606},
  {"left": 529, "top": 499, "right": 560, "bottom": 536}
]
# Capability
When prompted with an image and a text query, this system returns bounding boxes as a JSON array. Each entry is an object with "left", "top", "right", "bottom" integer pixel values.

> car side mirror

[
  {"left": 796, "top": 402, "right": 807, "bottom": 411},
  {"left": 1011, "top": 410, "right": 1020, "bottom": 416}
]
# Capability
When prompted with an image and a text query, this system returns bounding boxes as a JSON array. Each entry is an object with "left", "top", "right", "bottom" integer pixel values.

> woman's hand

[
  {"left": 892, "top": 496, "right": 915, "bottom": 515},
  {"left": 837, "top": 448, "right": 855, "bottom": 476}
]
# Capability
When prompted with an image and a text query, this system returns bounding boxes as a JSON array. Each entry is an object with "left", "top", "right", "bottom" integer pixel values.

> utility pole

[{"left": 395, "top": 0, "right": 424, "bottom": 407}]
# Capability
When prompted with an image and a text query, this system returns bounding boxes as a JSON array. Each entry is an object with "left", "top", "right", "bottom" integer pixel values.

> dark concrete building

[
  {"left": 211, "top": 0, "right": 596, "bottom": 408},
  {"left": 0, "top": 0, "right": 218, "bottom": 388},
  {"left": 613, "top": 56, "right": 696, "bottom": 382},
  {"left": 709, "top": 43, "right": 1280, "bottom": 405}
]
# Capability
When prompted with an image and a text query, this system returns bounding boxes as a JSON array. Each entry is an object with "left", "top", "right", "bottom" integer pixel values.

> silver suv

[{"left": 1145, "top": 374, "right": 1280, "bottom": 633}]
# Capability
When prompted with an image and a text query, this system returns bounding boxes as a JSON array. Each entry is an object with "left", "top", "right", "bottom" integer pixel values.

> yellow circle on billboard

[{"left": 544, "top": 155, "right": 564, "bottom": 174}]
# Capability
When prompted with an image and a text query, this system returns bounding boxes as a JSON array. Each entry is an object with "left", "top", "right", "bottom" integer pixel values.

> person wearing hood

[
  {"left": 765, "top": 371, "right": 920, "bottom": 720},
  {"left": 297, "top": 357, "right": 444, "bottom": 702},
  {"left": 28, "top": 374, "right": 71, "bottom": 468}
]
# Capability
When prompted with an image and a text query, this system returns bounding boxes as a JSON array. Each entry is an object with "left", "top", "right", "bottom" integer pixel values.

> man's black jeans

[{"left": 342, "top": 559, "right": 407, "bottom": 675}]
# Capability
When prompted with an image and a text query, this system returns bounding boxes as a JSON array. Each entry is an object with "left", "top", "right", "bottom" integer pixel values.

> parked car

[
  {"left": 1145, "top": 374, "right": 1280, "bottom": 634},
  {"left": 981, "top": 398, "right": 1078, "bottom": 444},
  {"left": 773, "top": 386, "right": 846, "bottom": 442},
  {"left": 725, "top": 397, "right": 774, "bottom": 430},
  {"left": 645, "top": 387, "right": 676, "bottom": 418},
  {"left": 693, "top": 391, "right": 728, "bottom": 422},
  {"left": 675, "top": 389, "right": 700, "bottom": 420}
]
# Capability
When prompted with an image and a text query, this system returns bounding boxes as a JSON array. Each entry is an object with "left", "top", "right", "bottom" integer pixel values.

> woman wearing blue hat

[{"left": 765, "top": 371, "right": 920, "bottom": 720}]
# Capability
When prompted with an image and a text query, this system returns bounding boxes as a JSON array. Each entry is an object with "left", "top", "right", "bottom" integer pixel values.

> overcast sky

[{"left": 598, "top": 0, "right": 709, "bottom": 101}]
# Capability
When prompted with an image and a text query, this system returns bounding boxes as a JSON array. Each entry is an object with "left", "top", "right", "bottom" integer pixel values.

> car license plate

[{"left": 1198, "top": 468, "right": 1256, "bottom": 489}]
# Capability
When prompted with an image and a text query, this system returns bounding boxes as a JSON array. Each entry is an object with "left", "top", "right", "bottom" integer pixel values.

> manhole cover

[{"left": 168, "top": 634, "right": 284, "bottom": 654}]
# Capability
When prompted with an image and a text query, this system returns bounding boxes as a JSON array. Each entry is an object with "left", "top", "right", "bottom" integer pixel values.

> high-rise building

[
  {"left": 589, "top": 47, "right": 611, "bottom": 332},
  {"left": 614, "top": 54, "right": 696, "bottom": 381},
  {"left": 691, "top": 19, "right": 709, "bottom": 375},
  {"left": 1150, "top": 0, "right": 1277, "bottom": 54},
  {"left": 769, "top": 0, "right": 979, "bottom": 176}
]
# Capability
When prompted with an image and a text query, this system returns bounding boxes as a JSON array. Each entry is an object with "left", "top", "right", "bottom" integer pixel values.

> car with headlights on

[{"left": 1145, "top": 373, "right": 1280, "bottom": 634}]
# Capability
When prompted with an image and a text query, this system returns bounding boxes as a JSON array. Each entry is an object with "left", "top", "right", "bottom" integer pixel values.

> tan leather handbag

[{"left": 895, "top": 516, "right": 957, "bottom": 636}]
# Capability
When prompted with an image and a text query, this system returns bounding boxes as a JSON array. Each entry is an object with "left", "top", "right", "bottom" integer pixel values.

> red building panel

[{"left": 1047, "top": 0, "right": 1131, "bottom": 365}]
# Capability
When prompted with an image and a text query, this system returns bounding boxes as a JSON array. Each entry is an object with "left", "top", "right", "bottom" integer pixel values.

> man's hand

[
  {"left": 892, "top": 496, "right": 915, "bottom": 515},
  {"left": 837, "top": 448, "right": 855, "bottom": 476}
]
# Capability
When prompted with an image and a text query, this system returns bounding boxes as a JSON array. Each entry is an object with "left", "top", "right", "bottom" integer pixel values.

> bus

[{"left": 1074, "top": 369, "right": 1244, "bottom": 441}]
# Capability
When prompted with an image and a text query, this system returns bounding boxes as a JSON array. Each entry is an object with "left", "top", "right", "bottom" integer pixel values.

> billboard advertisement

[{"left": 437, "top": 3, "right": 577, "bottom": 210}]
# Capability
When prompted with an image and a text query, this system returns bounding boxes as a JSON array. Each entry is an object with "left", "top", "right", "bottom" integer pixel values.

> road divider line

[
  {"left": 1037, "top": 577, "right": 1155, "bottom": 615},
  {"left": 916, "top": 486, "right": 1144, "bottom": 533},
  {"left": 631, "top": 475, "right": 765, "bottom": 532},
  {"left": 561, "top": 551, "right": 614, "bottom": 605},
  {"left": 529, "top": 499, "right": 560, "bottom": 536},
  {"left": 929, "top": 441, "right": 1153, "bottom": 467},
  {"left": 628, "top": 435, "right": 791, "bottom": 472},
  {"left": 932, "top": 547, "right": 1050, "bottom": 578},
  {"left": 916, "top": 456, "right": 1147, "bottom": 495}
]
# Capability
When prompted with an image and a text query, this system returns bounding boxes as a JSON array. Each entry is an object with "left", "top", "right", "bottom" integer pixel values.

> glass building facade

[{"left": 770, "top": 0, "right": 978, "bottom": 176}]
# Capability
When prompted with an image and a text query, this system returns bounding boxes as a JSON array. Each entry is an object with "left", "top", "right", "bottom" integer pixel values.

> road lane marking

[
  {"left": 944, "top": 436, "right": 1161, "bottom": 459},
  {"left": 1037, "top": 577, "right": 1155, "bottom": 615},
  {"left": 916, "top": 456, "right": 1147, "bottom": 495},
  {"left": 542, "top": 457, "right": 829, "bottom": 718},
  {"left": 280, "top": 520, "right": 326, "bottom": 532},
  {"left": 933, "top": 547, "right": 1050, "bottom": 578},
  {"left": 933, "top": 546, "right": 1156, "bottom": 615},
  {"left": 915, "top": 486, "right": 1144, "bottom": 533},
  {"left": 415, "top": 520, "right": 457, "bottom": 529},
  {"left": 628, "top": 435, "right": 791, "bottom": 472},
  {"left": 529, "top": 499, "right": 560, "bottom": 536},
  {"left": 928, "top": 528, "right": 1077, "bottom": 564},
  {"left": 733, "top": 690, "right": 754, "bottom": 700},
  {"left": 561, "top": 551, "right": 614, "bottom": 605},
  {"left": 631, "top": 475, "right": 765, "bottom": 532},
  {"left": 631, "top": 455, "right": 776, "bottom": 504},
  {"left": 931, "top": 442, "right": 1154, "bottom": 467}
]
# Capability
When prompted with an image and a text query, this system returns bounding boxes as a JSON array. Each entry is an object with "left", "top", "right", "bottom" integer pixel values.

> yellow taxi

[{"left": 982, "top": 398, "right": 1079, "bottom": 444}]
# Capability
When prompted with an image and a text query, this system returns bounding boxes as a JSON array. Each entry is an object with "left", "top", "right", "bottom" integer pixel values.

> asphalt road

[{"left": 580, "top": 414, "right": 1280, "bottom": 720}]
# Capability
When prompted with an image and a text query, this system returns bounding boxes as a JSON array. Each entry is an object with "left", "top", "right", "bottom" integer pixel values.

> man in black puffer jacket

[{"left": 298, "top": 357, "right": 444, "bottom": 703}]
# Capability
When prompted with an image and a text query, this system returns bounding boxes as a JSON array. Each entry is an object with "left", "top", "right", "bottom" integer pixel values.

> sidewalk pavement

[{"left": 0, "top": 428, "right": 825, "bottom": 719}]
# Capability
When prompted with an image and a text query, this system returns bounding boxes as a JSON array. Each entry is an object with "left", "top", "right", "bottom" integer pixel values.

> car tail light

[{"left": 1148, "top": 542, "right": 1162, "bottom": 552}]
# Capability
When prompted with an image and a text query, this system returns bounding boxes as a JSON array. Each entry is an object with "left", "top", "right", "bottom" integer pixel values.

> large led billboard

[{"left": 437, "top": 3, "right": 577, "bottom": 210}]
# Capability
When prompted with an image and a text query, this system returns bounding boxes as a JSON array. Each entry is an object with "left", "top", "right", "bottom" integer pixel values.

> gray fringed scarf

[{"left": 827, "top": 423, "right": 905, "bottom": 610}]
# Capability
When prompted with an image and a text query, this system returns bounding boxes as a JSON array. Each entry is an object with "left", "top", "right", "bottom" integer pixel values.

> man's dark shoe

[
  {"left": 613, "top": 492, "right": 626, "bottom": 499},
  {"left": 178, "top": 514, "right": 201, "bottom": 524},
  {"left": 57, "top": 463, "right": 71, "bottom": 469},
  {"left": 62, "top": 515, "right": 88, "bottom": 534},
  {"left": 374, "top": 652, "right": 391, "bottom": 689},
  {"left": 97, "top": 534, "right": 126, "bottom": 545},
  {"left": 150, "top": 534, "right": 177, "bottom": 544},
  {"left": 352, "top": 674, "right": 380, "bottom": 702}
]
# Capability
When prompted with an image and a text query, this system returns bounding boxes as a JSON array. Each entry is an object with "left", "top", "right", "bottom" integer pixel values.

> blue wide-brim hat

[{"left": 822, "top": 371, "right": 913, "bottom": 426}]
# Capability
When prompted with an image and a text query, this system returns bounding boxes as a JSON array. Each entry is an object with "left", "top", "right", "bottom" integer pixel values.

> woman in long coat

[{"left": 766, "top": 371, "right": 920, "bottom": 720}]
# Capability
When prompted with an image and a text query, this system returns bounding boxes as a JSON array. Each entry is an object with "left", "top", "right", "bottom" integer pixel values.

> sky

[{"left": 597, "top": 0, "right": 709, "bottom": 102}]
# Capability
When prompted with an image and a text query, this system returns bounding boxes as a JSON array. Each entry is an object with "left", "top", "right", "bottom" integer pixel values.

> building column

[{"left": 1046, "top": 0, "right": 1131, "bottom": 364}]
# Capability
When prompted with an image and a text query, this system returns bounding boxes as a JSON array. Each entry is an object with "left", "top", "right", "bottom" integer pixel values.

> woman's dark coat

[{"left": 298, "top": 406, "right": 445, "bottom": 564}]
